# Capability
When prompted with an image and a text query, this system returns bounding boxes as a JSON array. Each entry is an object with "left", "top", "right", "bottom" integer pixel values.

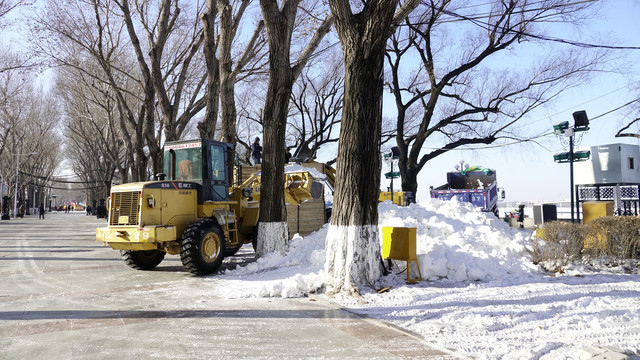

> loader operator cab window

[
  {"left": 164, "top": 146, "right": 203, "bottom": 181},
  {"left": 209, "top": 144, "right": 228, "bottom": 201}
]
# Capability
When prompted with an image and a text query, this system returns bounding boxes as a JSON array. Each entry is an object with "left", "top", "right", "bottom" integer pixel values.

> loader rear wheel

[
  {"left": 120, "top": 249, "right": 165, "bottom": 270},
  {"left": 180, "top": 219, "right": 225, "bottom": 275}
]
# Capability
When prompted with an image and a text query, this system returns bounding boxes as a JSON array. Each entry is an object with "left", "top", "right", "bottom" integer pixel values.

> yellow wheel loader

[{"left": 96, "top": 139, "right": 322, "bottom": 275}]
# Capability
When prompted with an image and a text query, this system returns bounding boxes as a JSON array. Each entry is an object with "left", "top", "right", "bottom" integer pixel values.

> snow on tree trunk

[
  {"left": 324, "top": 1, "right": 405, "bottom": 294},
  {"left": 325, "top": 225, "right": 382, "bottom": 295},
  {"left": 256, "top": 221, "right": 289, "bottom": 257}
]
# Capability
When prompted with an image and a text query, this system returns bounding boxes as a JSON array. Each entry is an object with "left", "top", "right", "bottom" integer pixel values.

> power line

[
  {"left": 434, "top": 3, "right": 640, "bottom": 51},
  {"left": 426, "top": 98, "right": 640, "bottom": 151}
]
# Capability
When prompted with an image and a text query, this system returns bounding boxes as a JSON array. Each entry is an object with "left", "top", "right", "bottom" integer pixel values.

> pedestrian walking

[
  {"left": 38, "top": 203, "right": 45, "bottom": 219},
  {"left": 251, "top": 137, "right": 262, "bottom": 165}
]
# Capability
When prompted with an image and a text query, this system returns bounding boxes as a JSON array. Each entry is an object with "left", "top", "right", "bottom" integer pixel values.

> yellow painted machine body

[
  {"left": 95, "top": 180, "right": 253, "bottom": 254},
  {"left": 96, "top": 139, "right": 320, "bottom": 260}
]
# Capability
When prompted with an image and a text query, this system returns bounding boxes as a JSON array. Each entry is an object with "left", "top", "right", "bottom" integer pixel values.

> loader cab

[{"left": 162, "top": 139, "right": 233, "bottom": 202}]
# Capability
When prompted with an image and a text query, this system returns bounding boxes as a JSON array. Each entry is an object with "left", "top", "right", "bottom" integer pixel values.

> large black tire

[
  {"left": 120, "top": 249, "right": 165, "bottom": 270},
  {"left": 180, "top": 219, "right": 226, "bottom": 275}
]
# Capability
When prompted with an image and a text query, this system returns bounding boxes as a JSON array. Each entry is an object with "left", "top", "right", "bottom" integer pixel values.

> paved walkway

[{"left": 0, "top": 212, "right": 459, "bottom": 359}]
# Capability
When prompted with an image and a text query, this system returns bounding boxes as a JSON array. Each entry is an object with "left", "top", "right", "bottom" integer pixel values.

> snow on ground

[{"left": 213, "top": 198, "right": 640, "bottom": 360}]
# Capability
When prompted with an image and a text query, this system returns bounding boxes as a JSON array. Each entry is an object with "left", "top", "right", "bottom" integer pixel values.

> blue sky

[{"left": 389, "top": 1, "right": 640, "bottom": 203}]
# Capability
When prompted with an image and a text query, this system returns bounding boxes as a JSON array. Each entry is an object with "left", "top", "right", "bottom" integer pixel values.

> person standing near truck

[{"left": 251, "top": 137, "right": 262, "bottom": 165}]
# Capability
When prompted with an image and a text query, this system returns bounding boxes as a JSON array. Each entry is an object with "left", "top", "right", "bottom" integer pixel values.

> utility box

[
  {"left": 381, "top": 227, "right": 421, "bottom": 282},
  {"left": 533, "top": 204, "right": 557, "bottom": 225},
  {"left": 582, "top": 201, "right": 614, "bottom": 224}
]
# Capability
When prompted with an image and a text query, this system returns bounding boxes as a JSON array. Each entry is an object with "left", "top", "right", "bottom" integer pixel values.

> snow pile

[
  {"left": 377, "top": 198, "right": 540, "bottom": 281},
  {"left": 219, "top": 198, "right": 539, "bottom": 297},
  {"left": 216, "top": 227, "right": 327, "bottom": 298}
]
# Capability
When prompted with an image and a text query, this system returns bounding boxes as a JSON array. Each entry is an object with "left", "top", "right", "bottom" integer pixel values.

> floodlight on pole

[{"left": 552, "top": 110, "right": 590, "bottom": 223}]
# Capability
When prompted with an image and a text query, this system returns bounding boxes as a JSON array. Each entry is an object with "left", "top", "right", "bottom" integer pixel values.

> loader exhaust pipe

[{"left": 169, "top": 149, "right": 176, "bottom": 180}]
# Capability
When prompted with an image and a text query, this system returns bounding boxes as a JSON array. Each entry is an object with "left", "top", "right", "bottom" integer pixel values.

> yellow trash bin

[
  {"left": 381, "top": 227, "right": 422, "bottom": 283},
  {"left": 582, "top": 201, "right": 614, "bottom": 224}
]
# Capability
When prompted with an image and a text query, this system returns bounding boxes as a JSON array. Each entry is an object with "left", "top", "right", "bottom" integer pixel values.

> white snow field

[{"left": 210, "top": 198, "right": 640, "bottom": 360}]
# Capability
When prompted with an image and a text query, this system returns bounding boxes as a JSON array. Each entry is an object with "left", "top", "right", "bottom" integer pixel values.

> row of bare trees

[
  {"left": 0, "top": 69, "right": 62, "bottom": 215},
  {"left": 0, "top": 1, "right": 61, "bottom": 216}
]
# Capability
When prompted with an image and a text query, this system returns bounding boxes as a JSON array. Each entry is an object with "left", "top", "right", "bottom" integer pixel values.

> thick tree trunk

[
  {"left": 199, "top": 0, "right": 219, "bottom": 139},
  {"left": 325, "top": 0, "right": 421, "bottom": 294},
  {"left": 219, "top": 80, "right": 236, "bottom": 144},
  {"left": 255, "top": 70, "right": 290, "bottom": 255},
  {"left": 256, "top": 0, "right": 298, "bottom": 257},
  {"left": 218, "top": 1, "right": 236, "bottom": 144},
  {"left": 255, "top": 57, "right": 291, "bottom": 254},
  {"left": 325, "top": 51, "right": 386, "bottom": 293},
  {"left": 400, "top": 157, "right": 419, "bottom": 204},
  {"left": 257, "top": 1, "right": 332, "bottom": 256}
]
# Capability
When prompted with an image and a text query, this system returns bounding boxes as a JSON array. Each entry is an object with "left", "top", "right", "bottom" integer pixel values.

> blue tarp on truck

[{"left": 430, "top": 169, "right": 500, "bottom": 215}]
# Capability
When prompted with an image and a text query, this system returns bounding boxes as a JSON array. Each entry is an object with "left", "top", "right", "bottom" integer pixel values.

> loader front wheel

[
  {"left": 180, "top": 219, "right": 225, "bottom": 275},
  {"left": 120, "top": 249, "right": 165, "bottom": 270}
]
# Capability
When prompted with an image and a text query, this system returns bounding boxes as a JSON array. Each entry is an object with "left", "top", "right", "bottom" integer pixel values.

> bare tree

[
  {"left": 0, "top": 80, "right": 61, "bottom": 216},
  {"left": 32, "top": 1, "right": 209, "bottom": 179},
  {"left": 235, "top": 79, "right": 268, "bottom": 164},
  {"left": 32, "top": 0, "right": 153, "bottom": 181},
  {"left": 56, "top": 62, "right": 129, "bottom": 200},
  {"left": 198, "top": 0, "right": 268, "bottom": 145},
  {"left": 615, "top": 102, "right": 640, "bottom": 139},
  {"left": 256, "top": 0, "right": 334, "bottom": 256},
  {"left": 198, "top": 0, "right": 220, "bottom": 139},
  {"left": 325, "top": 0, "right": 420, "bottom": 295},
  {"left": 114, "top": 0, "right": 208, "bottom": 172},
  {"left": 288, "top": 55, "right": 343, "bottom": 164},
  {"left": 0, "top": 53, "right": 25, "bottom": 160},
  {"left": 218, "top": 0, "right": 266, "bottom": 144},
  {"left": 387, "top": 1, "right": 604, "bottom": 200}
]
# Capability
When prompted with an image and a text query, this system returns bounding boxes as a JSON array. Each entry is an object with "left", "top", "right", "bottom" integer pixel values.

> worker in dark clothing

[
  {"left": 285, "top": 148, "right": 292, "bottom": 163},
  {"left": 251, "top": 137, "right": 262, "bottom": 165},
  {"left": 38, "top": 203, "right": 45, "bottom": 219}
]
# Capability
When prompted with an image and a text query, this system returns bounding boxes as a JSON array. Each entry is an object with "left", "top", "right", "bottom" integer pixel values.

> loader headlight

[
  {"left": 242, "top": 187, "right": 253, "bottom": 198},
  {"left": 147, "top": 197, "right": 155, "bottom": 208}
]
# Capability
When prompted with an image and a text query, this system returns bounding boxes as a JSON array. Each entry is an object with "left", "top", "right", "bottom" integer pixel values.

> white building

[
  {"left": 575, "top": 143, "right": 640, "bottom": 185},
  {"left": 574, "top": 143, "right": 640, "bottom": 215}
]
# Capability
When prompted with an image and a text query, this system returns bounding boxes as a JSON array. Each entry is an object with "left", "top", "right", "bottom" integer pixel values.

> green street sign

[
  {"left": 553, "top": 150, "right": 591, "bottom": 163},
  {"left": 385, "top": 171, "right": 400, "bottom": 179}
]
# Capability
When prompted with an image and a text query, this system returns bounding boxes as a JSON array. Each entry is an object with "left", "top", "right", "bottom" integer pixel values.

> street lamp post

[
  {"left": 383, "top": 147, "right": 401, "bottom": 203},
  {"left": 553, "top": 110, "right": 590, "bottom": 223},
  {"left": 12, "top": 151, "right": 37, "bottom": 219},
  {"left": 33, "top": 188, "right": 38, "bottom": 214}
]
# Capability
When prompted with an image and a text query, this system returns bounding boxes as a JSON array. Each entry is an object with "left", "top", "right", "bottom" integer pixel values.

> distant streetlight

[
  {"left": 552, "top": 110, "right": 590, "bottom": 223},
  {"left": 33, "top": 188, "right": 38, "bottom": 214},
  {"left": 13, "top": 151, "right": 37, "bottom": 219},
  {"left": 383, "top": 146, "right": 401, "bottom": 202}
]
